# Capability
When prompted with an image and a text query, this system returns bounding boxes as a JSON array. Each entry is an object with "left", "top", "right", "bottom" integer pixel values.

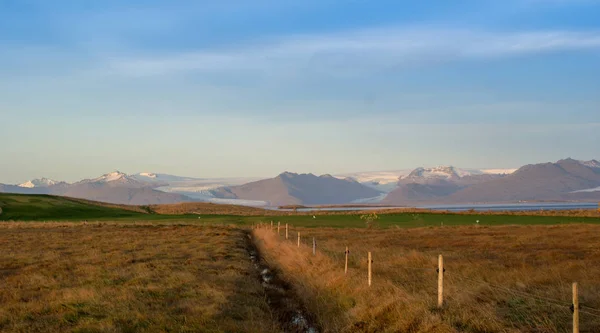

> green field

[
  {"left": 250, "top": 212, "right": 600, "bottom": 228},
  {"left": 1, "top": 193, "right": 599, "bottom": 227},
  {"left": 0, "top": 193, "right": 184, "bottom": 221}
]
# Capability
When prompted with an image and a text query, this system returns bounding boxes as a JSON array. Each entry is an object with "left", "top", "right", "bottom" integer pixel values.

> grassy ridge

[{"left": 0, "top": 193, "right": 149, "bottom": 221}]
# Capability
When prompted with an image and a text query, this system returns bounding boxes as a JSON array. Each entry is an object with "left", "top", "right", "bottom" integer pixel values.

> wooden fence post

[
  {"left": 297, "top": 232, "right": 301, "bottom": 247},
  {"left": 312, "top": 237, "right": 316, "bottom": 255},
  {"left": 573, "top": 282, "right": 579, "bottom": 333},
  {"left": 278, "top": 222, "right": 280, "bottom": 235},
  {"left": 368, "top": 252, "right": 372, "bottom": 287},
  {"left": 345, "top": 247, "right": 349, "bottom": 275},
  {"left": 286, "top": 224, "right": 289, "bottom": 239},
  {"left": 271, "top": 221, "right": 273, "bottom": 230},
  {"left": 438, "top": 254, "right": 444, "bottom": 308}
]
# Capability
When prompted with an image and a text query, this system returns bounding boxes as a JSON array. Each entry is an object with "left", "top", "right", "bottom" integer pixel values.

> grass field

[
  {"left": 2, "top": 194, "right": 600, "bottom": 332},
  {"left": 0, "top": 194, "right": 151, "bottom": 221},
  {"left": 0, "top": 223, "right": 278, "bottom": 333},
  {"left": 254, "top": 224, "right": 600, "bottom": 332}
]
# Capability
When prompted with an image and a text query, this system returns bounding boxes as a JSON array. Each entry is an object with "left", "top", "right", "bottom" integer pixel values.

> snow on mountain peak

[
  {"left": 479, "top": 168, "right": 517, "bottom": 175},
  {"left": 18, "top": 181, "right": 35, "bottom": 188},
  {"left": 579, "top": 159, "right": 600, "bottom": 169},
  {"left": 334, "top": 170, "right": 411, "bottom": 184},
  {"left": 91, "top": 171, "right": 129, "bottom": 183},
  {"left": 138, "top": 172, "right": 157, "bottom": 178},
  {"left": 405, "top": 166, "right": 461, "bottom": 180},
  {"left": 18, "top": 178, "right": 59, "bottom": 188},
  {"left": 403, "top": 166, "right": 517, "bottom": 180}
]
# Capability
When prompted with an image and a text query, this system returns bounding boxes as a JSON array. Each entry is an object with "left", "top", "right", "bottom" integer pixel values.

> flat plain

[
  {"left": 254, "top": 224, "right": 600, "bottom": 332},
  {"left": 0, "top": 223, "right": 276, "bottom": 333},
  {"left": 2, "top": 193, "right": 600, "bottom": 332}
]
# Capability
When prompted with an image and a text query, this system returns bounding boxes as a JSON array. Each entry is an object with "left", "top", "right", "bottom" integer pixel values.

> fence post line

[
  {"left": 368, "top": 251, "right": 372, "bottom": 287},
  {"left": 297, "top": 232, "right": 301, "bottom": 247},
  {"left": 278, "top": 222, "right": 280, "bottom": 235},
  {"left": 438, "top": 254, "right": 444, "bottom": 308},
  {"left": 573, "top": 282, "right": 579, "bottom": 333},
  {"left": 286, "top": 223, "right": 289, "bottom": 240},
  {"left": 345, "top": 246, "right": 349, "bottom": 275},
  {"left": 312, "top": 237, "right": 316, "bottom": 255}
]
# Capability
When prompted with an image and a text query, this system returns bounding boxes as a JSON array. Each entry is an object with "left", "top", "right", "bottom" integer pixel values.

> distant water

[
  {"left": 276, "top": 202, "right": 598, "bottom": 212},
  {"left": 276, "top": 206, "right": 400, "bottom": 212},
  {"left": 419, "top": 202, "right": 599, "bottom": 212}
]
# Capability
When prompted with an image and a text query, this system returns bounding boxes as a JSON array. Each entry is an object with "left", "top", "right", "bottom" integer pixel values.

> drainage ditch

[{"left": 245, "top": 231, "right": 319, "bottom": 333}]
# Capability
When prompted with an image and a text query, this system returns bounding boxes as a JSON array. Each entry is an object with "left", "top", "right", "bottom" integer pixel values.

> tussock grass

[
  {"left": 254, "top": 224, "right": 600, "bottom": 332},
  {"left": 0, "top": 223, "right": 276, "bottom": 332},
  {"left": 148, "top": 202, "right": 269, "bottom": 216}
]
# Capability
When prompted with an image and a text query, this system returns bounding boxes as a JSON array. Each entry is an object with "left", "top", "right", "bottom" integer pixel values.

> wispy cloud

[{"left": 103, "top": 27, "right": 600, "bottom": 77}]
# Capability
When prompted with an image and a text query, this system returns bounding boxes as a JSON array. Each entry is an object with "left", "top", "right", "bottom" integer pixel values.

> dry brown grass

[
  {"left": 148, "top": 202, "right": 270, "bottom": 216},
  {"left": 253, "top": 224, "right": 600, "bottom": 332},
  {"left": 149, "top": 202, "right": 600, "bottom": 218},
  {"left": 0, "top": 223, "right": 277, "bottom": 333}
]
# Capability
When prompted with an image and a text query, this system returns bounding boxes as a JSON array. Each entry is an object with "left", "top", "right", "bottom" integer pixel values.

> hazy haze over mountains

[{"left": 1, "top": 159, "right": 599, "bottom": 206}]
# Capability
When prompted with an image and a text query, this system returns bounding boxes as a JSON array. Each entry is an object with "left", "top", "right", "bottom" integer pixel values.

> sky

[{"left": 1, "top": 0, "right": 599, "bottom": 183}]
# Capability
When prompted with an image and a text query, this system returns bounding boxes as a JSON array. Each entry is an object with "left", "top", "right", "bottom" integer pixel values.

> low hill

[
  {"left": 0, "top": 193, "right": 148, "bottom": 221},
  {"left": 212, "top": 172, "right": 382, "bottom": 206},
  {"left": 148, "top": 202, "right": 269, "bottom": 216},
  {"left": 0, "top": 193, "right": 272, "bottom": 221}
]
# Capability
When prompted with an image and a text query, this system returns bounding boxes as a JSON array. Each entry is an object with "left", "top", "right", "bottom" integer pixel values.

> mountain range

[
  {"left": 211, "top": 172, "right": 382, "bottom": 206},
  {"left": 1, "top": 158, "right": 599, "bottom": 206}
]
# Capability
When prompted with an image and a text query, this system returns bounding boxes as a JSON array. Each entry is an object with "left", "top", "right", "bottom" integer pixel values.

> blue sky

[{"left": 1, "top": 0, "right": 599, "bottom": 183}]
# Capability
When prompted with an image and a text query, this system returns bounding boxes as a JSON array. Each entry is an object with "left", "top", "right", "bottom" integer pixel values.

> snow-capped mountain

[
  {"left": 336, "top": 170, "right": 412, "bottom": 184},
  {"left": 75, "top": 171, "right": 148, "bottom": 188},
  {"left": 78, "top": 171, "right": 128, "bottom": 183},
  {"left": 579, "top": 159, "right": 600, "bottom": 169},
  {"left": 18, "top": 178, "right": 62, "bottom": 188},
  {"left": 478, "top": 169, "right": 519, "bottom": 175},
  {"left": 138, "top": 172, "right": 157, "bottom": 179},
  {"left": 3, "top": 159, "right": 595, "bottom": 207},
  {"left": 337, "top": 167, "right": 517, "bottom": 192},
  {"left": 338, "top": 167, "right": 516, "bottom": 183},
  {"left": 404, "top": 166, "right": 462, "bottom": 181},
  {"left": 402, "top": 166, "right": 516, "bottom": 181},
  {"left": 334, "top": 170, "right": 412, "bottom": 192},
  {"left": 131, "top": 172, "right": 201, "bottom": 183}
]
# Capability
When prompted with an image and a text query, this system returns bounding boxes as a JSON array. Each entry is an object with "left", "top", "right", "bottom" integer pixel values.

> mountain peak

[
  {"left": 18, "top": 178, "right": 60, "bottom": 188},
  {"left": 343, "top": 177, "right": 359, "bottom": 183},
  {"left": 578, "top": 159, "right": 600, "bottom": 169},
  {"left": 406, "top": 165, "right": 460, "bottom": 180},
  {"left": 278, "top": 171, "right": 298, "bottom": 178},
  {"left": 557, "top": 158, "right": 578, "bottom": 164},
  {"left": 86, "top": 171, "right": 130, "bottom": 183}
]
